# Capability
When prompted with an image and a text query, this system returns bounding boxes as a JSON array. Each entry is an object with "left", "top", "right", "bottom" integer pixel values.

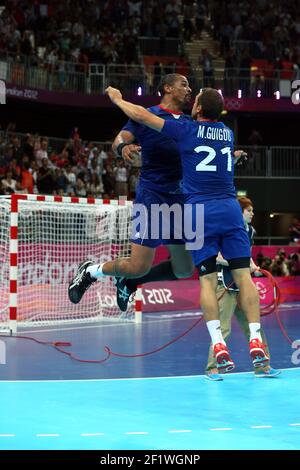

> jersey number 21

[{"left": 195, "top": 145, "right": 232, "bottom": 172}]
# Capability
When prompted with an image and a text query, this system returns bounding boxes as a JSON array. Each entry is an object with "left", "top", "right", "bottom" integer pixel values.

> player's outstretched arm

[{"left": 106, "top": 86, "right": 164, "bottom": 132}]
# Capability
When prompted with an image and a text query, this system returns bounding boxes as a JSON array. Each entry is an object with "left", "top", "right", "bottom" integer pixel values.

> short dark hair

[
  {"left": 157, "top": 73, "right": 184, "bottom": 96},
  {"left": 198, "top": 88, "right": 224, "bottom": 120}
]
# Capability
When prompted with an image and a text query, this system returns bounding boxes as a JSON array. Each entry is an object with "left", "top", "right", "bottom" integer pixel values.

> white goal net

[{"left": 0, "top": 195, "right": 135, "bottom": 331}]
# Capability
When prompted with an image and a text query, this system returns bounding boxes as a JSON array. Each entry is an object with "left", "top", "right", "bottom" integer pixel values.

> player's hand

[
  {"left": 105, "top": 86, "right": 122, "bottom": 104},
  {"left": 122, "top": 144, "right": 141, "bottom": 164},
  {"left": 234, "top": 150, "right": 248, "bottom": 167},
  {"left": 250, "top": 263, "right": 260, "bottom": 274}
]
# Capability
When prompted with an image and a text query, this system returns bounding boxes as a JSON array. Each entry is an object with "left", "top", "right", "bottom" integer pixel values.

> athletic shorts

[
  {"left": 130, "top": 185, "right": 185, "bottom": 248},
  {"left": 186, "top": 197, "right": 251, "bottom": 266}
]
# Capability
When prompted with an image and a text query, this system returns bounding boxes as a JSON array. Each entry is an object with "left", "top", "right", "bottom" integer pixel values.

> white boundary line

[
  {"left": 251, "top": 425, "right": 272, "bottom": 429},
  {"left": 74, "top": 423, "right": 300, "bottom": 435},
  {"left": 125, "top": 432, "right": 149, "bottom": 435},
  {"left": 1, "top": 423, "right": 300, "bottom": 439},
  {"left": 168, "top": 430, "right": 192, "bottom": 433},
  {"left": 210, "top": 428, "right": 233, "bottom": 431}
]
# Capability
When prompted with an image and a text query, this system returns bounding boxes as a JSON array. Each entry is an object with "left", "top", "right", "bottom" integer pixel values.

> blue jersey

[
  {"left": 161, "top": 119, "right": 236, "bottom": 202},
  {"left": 123, "top": 105, "right": 191, "bottom": 193}
]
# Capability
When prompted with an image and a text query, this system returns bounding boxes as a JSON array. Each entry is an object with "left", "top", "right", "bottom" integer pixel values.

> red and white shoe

[
  {"left": 213, "top": 343, "right": 235, "bottom": 373},
  {"left": 249, "top": 339, "right": 270, "bottom": 368}
]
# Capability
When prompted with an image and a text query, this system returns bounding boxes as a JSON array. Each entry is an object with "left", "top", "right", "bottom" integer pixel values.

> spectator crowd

[
  {"left": 256, "top": 248, "right": 300, "bottom": 277},
  {"left": 211, "top": 0, "right": 300, "bottom": 77},
  {"left": 0, "top": 0, "right": 202, "bottom": 70},
  {"left": 1, "top": 0, "right": 299, "bottom": 84},
  {"left": 0, "top": 125, "right": 141, "bottom": 200}
]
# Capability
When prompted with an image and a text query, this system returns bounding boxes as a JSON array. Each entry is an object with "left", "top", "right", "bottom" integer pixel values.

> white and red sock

[
  {"left": 249, "top": 322, "right": 262, "bottom": 342},
  {"left": 206, "top": 320, "right": 226, "bottom": 347}
]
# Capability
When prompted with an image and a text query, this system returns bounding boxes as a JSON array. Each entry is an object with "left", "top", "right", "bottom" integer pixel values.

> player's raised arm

[{"left": 106, "top": 86, "right": 164, "bottom": 132}]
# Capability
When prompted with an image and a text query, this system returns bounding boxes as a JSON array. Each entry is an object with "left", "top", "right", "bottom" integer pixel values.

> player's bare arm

[{"left": 106, "top": 86, "right": 165, "bottom": 132}]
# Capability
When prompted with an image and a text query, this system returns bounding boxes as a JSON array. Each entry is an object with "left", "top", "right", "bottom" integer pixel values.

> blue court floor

[{"left": 0, "top": 303, "right": 299, "bottom": 450}]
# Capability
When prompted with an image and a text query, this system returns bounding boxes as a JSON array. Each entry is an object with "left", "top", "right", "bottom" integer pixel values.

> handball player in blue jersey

[
  {"left": 102, "top": 85, "right": 269, "bottom": 372},
  {"left": 69, "top": 74, "right": 194, "bottom": 310}
]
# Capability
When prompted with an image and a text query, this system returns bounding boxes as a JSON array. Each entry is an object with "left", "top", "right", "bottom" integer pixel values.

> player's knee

[
  {"left": 234, "top": 272, "right": 253, "bottom": 288},
  {"left": 206, "top": 272, "right": 217, "bottom": 283},
  {"left": 200, "top": 271, "right": 218, "bottom": 288},
  {"left": 237, "top": 278, "right": 259, "bottom": 303},
  {"left": 169, "top": 250, "right": 194, "bottom": 278}
]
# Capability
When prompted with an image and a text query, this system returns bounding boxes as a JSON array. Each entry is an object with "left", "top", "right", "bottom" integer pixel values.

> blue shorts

[
  {"left": 130, "top": 186, "right": 185, "bottom": 248},
  {"left": 186, "top": 197, "right": 251, "bottom": 266}
]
